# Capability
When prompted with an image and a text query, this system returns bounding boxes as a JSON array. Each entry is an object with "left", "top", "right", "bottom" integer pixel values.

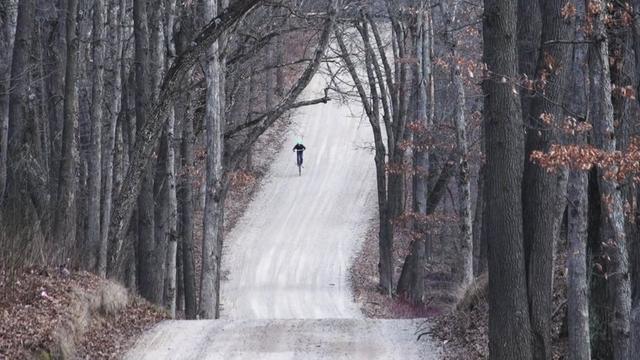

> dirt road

[
  {"left": 126, "top": 73, "right": 440, "bottom": 359},
  {"left": 220, "top": 75, "right": 376, "bottom": 319}
]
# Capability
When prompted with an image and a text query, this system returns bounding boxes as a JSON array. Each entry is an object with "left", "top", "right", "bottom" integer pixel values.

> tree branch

[{"left": 224, "top": 96, "right": 331, "bottom": 139}]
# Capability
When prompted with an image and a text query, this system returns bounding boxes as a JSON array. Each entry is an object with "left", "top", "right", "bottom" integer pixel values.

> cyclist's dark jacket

[{"left": 293, "top": 144, "right": 305, "bottom": 166}]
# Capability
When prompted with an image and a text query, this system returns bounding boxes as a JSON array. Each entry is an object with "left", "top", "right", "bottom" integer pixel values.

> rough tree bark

[
  {"left": 7, "top": 0, "right": 35, "bottom": 195},
  {"left": 443, "top": 0, "right": 472, "bottom": 289},
  {"left": 589, "top": 2, "right": 632, "bottom": 359},
  {"left": 474, "top": 110, "right": 488, "bottom": 277},
  {"left": 399, "top": 3, "right": 432, "bottom": 304},
  {"left": 99, "top": 0, "right": 126, "bottom": 278},
  {"left": 174, "top": 8, "right": 198, "bottom": 319},
  {"left": 567, "top": 161, "right": 591, "bottom": 360},
  {"left": 54, "top": 0, "right": 79, "bottom": 259},
  {"left": 0, "top": 1, "right": 16, "bottom": 201},
  {"left": 630, "top": 1, "right": 640, "bottom": 353},
  {"left": 133, "top": 0, "right": 160, "bottom": 302},
  {"left": 517, "top": 0, "right": 541, "bottom": 121},
  {"left": 199, "top": 0, "right": 225, "bottom": 320},
  {"left": 179, "top": 93, "right": 197, "bottom": 319},
  {"left": 162, "top": 0, "right": 179, "bottom": 319},
  {"left": 163, "top": 106, "right": 178, "bottom": 317},
  {"left": 382, "top": 5, "right": 409, "bottom": 220},
  {"left": 522, "top": 1, "right": 574, "bottom": 358},
  {"left": 482, "top": 0, "right": 533, "bottom": 358},
  {"left": 566, "top": 2, "right": 591, "bottom": 359},
  {"left": 87, "top": 0, "right": 105, "bottom": 271}
]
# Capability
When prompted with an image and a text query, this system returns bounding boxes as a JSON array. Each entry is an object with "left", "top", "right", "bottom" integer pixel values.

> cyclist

[{"left": 292, "top": 140, "right": 306, "bottom": 167}]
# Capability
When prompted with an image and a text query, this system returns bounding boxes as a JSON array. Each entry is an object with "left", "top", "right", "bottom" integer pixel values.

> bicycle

[{"left": 295, "top": 149, "right": 304, "bottom": 176}]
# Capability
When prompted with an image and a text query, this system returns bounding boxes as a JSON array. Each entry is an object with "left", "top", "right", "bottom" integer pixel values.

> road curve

[{"left": 125, "top": 73, "right": 440, "bottom": 360}]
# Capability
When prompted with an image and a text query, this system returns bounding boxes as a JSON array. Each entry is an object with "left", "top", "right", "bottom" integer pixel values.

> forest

[{"left": 0, "top": 0, "right": 639, "bottom": 359}]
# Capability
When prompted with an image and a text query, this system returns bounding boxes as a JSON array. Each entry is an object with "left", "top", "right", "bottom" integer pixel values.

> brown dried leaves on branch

[{"left": 531, "top": 137, "right": 640, "bottom": 183}]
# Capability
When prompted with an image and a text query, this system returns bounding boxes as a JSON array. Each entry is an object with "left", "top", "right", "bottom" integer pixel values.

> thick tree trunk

[
  {"left": 522, "top": 1, "right": 574, "bottom": 358},
  {"left": 411, "top": 3, "right": 431, "bottom": 244},
  {"left": 7, "top": 0, "right": 38, "bottom": 216},
  {"left": 517, "top": 0, "right": 541, "bottom": 121},
  {"left": 567, "top": 166, "right": 591, "bottom": 360},
  {"left": 0, "top": 2, "right": 16, "bottom": 201},
  {"left": 173, "top": 11, "right": 198, "bottom": 319},
  {"left": 163, "top": 107, "right": 178, "bottom": 317},
  {"left": 587, "top": 167, "right": 614, "bottom": 358},
  {"left": 54, "top": 0, "right": 79, "bottom": 259},
  {"left": 589, "top": 3, "right": 632, "bottom": 358},
  {"left": 199, "top": 0, "right": 225, "bottom": 319},
  {"left": 132, "top": 0, "right": 160, "bottom": 301},
  {"left": 150, "top": 1, "right": 168, "bottom": 305},
  {"left": 162, "top": 0, "right": 179, "bottom": 319},
  {"left": 444, "top": 0, "right": 472, "bottom": 289},
  {"left": 87, "top": 0, "right": 105, "bottom": 271},
  {"left": 566, "top": 5, "right": 592, "bottom": 357},
  {"left": 630, "top": 4, "right": 640, "bottom": 355},
  {"left": 400, "top": 5, "right": 431, "bottom": 304},
  {"left": 152, "top": 133, "right": 168, "bottom": 302},
  {"left": 179, "top": 96, "right": 197, "bottom": 319},
  {"left": 482, "top": 0, "right": 533, "bottom": 358},
  {"left": 99, "top": 0, "right": 126, "bottom": 278}
]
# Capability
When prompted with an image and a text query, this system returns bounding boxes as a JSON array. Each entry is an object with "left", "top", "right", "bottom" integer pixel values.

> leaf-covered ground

[
  {"left": 431, "top": 247, "right": 569, "bottom": 359},
  {"left": 0, "top": 267, "right": 166, "bottom": 359},
  {"left": 350, "top": 219, "right": 456, "bottom": 320}
]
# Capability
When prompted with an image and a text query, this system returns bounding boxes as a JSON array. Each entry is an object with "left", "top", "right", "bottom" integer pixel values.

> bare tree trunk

[
  {"left": 483, "top": 0, "right": 533, "bottom": 358},
  {"left": 163, "top": 106, "right": 178, "bottom": 317},
  {"left": 180, "top": 94, "right": 197, "bottom": 319},
  {"left": 54, "top": 0, "right": 79, "bottom": 260},
  {"left": 443, "top": 0, "right": 472, "bottom": 289},
  {"left": 99, "top": 0, "right": 126, "bottom": 278},
  {"left": 521, "top": 1, "right": 575, "bottom": 358},
  {"left": 173, "top": 9, "right": 197, "bottom": 318},
  {"left": 336, "top": 25, "right": 393, "bottom": 295},
  {"left": 199, "top": 0, "right": 224, "bottom": 319},
  {"left": 566, "top": 4, "right": 591, "bottom": 357},
  {"left": 45, "top": 1, "right": 66, "bottom": 194},
  {"left": 567, "top": 165, "right": 591, "bottom": 360},
  {"left": 411, "top": 3, "right": 430, "bottom": 244},
  {"left": 517, "top": 0, "right": 541, "bottom": 121},
  {"left": 589, "top": 3, "right": 632, "bottom": 358},
  {"left": 132, "top": 0, "right": 160, "bottom": 301},
  {"left": 7, "top": 0, "right": 37, "bottom": 215},
  {"left": 473, "top": 159, "right": 486, "bottom": 275},
  {"left": 162, "top": 0, "right": 178, "bottom": 317},
  {"left": 87, "top": 0, "right": 105, "bottom": 271},
  {"left": 630, "top": 2, "right": 640, "bottom": 354},
  {"left": 0, "top": 1, "right": 16, "bottom": 201},
  {"left": 399, "top": 3, "right": 432, "bottom": 304}
]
